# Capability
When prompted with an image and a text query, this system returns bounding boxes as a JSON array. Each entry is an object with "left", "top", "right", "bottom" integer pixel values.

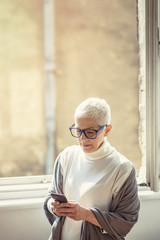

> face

[{"left": 75, "top": 118, "right": 112, "bottom": 153}]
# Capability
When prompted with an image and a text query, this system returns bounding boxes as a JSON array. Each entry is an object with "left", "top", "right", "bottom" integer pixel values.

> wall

[
  {"left": 0, "top": 202, "right": 50, "bottom": 240},
  {"left": 126, "top": 195, "right": 160, "bottom": 240},
  {"left": 0, "top": 193, "right": 160, "bottom": 240}
]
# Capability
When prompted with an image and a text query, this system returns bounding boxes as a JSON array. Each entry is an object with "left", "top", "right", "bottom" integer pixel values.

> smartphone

[{"left": 51, "top": 192, "right": 68, "bottom": 203}]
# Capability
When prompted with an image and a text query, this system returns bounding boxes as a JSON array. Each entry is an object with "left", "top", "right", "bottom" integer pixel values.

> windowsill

[
  {"left": 0, "top": 187, "right": 160, "bottom": 211},
  {"left": 137, "top": 167, "right": 160, "bottom": 200},
  {"left": 0, "top": 175, "right": 51, "bottom": 210},
  {"left": 138, "top": 185, "right": 160, "bottom": 200},
  {"left": 0, "top": 175, "right": 160, "bottom": 210},
  {"left": 0, "top": 198, "right": 44, "bottom": 211}
]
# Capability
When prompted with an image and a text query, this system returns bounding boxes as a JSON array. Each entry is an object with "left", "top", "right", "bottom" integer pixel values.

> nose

[{"left": 80, "top": 131, "right": 87, "bottom": 140}]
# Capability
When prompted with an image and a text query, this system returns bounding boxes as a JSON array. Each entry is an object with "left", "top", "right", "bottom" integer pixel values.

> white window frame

[
  {"left": 137, "top": 0, "right": 159, "bottom": 192},
  {"left": 145, "top": 0, "right": 159, "bottom": 191}
]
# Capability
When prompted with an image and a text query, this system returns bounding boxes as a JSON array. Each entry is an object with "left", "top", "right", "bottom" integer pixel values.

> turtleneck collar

[{"left": 83, "top": 139, "right": 113, "bottom": 160}]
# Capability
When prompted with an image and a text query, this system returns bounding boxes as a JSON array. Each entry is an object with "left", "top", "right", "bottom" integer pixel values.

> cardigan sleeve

[
  {"left": 80, "top": 167, "right": 140, "bottom": 240},
  {"left": 43, "top": 154, "right": 66, "bottom": 240},
  {"left": 43, "top": 154, "right": 64, "bottom": 225}
]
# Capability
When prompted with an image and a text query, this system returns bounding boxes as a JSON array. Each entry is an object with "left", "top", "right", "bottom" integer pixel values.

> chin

[{"left": 82, "top": 147, "right": 95, "bottom": 153}]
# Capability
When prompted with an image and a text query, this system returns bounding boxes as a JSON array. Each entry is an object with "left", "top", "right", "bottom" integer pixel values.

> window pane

[
  {"left": 0, "top": 0, "right": 46, "bottom": 177},
  {"left": 56, "top": 1, "right": 141, "bottom": 170},
  {"left": 0, "top": 1, "right": 141, "bottom": 177}
]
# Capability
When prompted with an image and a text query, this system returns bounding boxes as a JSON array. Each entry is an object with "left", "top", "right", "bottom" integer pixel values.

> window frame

[
  {"left": 145, "top": 0, "right": 159, "bottom": 191},
  {"left": 137, "top": 0, "right": 159, "bottom": 192}
]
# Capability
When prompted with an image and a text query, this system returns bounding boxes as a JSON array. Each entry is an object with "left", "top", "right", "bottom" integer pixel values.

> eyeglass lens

[{"left": 71, "top": 128, "right": 97, "bottom": 139}]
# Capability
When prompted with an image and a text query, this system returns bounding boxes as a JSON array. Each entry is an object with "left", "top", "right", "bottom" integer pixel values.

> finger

[
  {"left": 51, "top": 206, "right": 56, "bottom": 214},
  {"left": 51, "top": 206, "right": 61, "bottom": 216},
  {"left": 60, "top": 202, "right": 75, "bottom": 208},
  {"left": 51, "top": 201, "right": 60, "bottom": 207},
  {"left": 60, "top": 207, "right": 76, "bottom": 215}
]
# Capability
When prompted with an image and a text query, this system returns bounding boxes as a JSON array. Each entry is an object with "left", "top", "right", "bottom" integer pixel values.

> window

[
  {"left": 0, "top": 0, "right": 56, "bottom": 177},
  {"left": 138, "top": 0, "right": 159, "bottom": 192},
  {"left": 3, "top": 0, "right": 159, "bottom": 196},
  {"left": 0, "top": 1, "right": 141, "bottom": 180}
]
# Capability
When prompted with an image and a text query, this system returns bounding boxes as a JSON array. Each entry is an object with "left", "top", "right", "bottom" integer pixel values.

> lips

[{"left": 81, "top": 143, "right": 91, "bottom": 148}]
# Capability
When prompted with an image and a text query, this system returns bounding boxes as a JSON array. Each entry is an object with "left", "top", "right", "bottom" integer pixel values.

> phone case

[{"left": 51, "top": 192, "right": 68, "bottom": 203}]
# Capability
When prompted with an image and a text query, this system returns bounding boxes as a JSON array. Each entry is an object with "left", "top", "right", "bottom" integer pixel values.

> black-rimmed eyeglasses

[{"left": 69, "top": 124, "right": 108, "bottom": 139}]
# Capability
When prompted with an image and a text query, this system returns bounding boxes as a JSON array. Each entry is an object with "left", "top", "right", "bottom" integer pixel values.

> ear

[{"left": 104, "top": 124, "right": 112, "bottom": 136}]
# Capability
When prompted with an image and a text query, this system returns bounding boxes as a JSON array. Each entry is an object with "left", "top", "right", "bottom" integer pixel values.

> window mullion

[{"left": 145, "top": 0, "right": 159, "bottom": 191}]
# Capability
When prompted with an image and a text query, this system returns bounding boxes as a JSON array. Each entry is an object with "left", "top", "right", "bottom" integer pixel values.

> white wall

[
  {"left": 0, "top": 193, "right": 160, "bottom": 240},
  {"left": 126, "top": 197, "right": 160, "bottom": 240},
  {"left": 0, "top": 205, "right": 50, "bottom": 240}
]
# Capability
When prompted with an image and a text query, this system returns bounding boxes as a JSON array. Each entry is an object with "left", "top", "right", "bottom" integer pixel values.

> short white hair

[{"left": 74, "top": 97, "right": 111, "bottom": 126}]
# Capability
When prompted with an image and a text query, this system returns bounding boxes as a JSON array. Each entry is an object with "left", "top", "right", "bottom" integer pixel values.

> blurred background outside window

[{"left": 0, "top": 0, "right": 141, "bottom": 177}]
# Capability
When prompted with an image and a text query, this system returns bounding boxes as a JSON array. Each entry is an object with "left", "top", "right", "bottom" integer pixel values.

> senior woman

[{"left": 44, "top": 97, "right": 140, "bottom": 240}]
